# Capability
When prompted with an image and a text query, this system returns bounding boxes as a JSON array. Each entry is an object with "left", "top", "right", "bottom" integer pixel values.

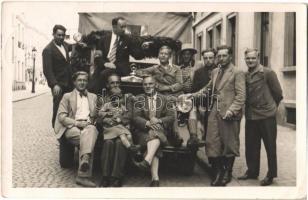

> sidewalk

[
  {"left": 194, "top": 119, "right": 296, "bottom": 186},
  {"left": 12, "top": 82, "right": 50, "bottom": 102}
]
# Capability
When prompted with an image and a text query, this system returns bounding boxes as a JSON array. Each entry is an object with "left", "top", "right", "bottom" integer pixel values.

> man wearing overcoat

[{"left": 192, "top": 45, "right": 246, "bottom": 186}]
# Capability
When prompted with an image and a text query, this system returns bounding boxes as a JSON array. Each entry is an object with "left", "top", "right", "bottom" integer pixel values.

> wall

[{"left": 192, "top": 12, "right": 296, "bottom": 127}]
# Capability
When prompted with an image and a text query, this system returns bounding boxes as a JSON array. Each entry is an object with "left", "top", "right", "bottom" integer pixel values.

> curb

[{"left": 13, "top": 91, "right": 50, "bottom": 103}]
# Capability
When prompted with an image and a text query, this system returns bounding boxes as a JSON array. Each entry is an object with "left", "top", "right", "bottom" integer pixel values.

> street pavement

[{"left": 12, "top": 93, "right": 296, "bottom": 187}]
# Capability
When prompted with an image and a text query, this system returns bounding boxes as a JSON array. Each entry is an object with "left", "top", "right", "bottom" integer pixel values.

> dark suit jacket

[
  {"left": 191, "top": 62, "right": 212, "bottom": 93},
  {"left": 42, "top": 41, "right": 73, "bottom": 90},
  {"left": 70, "top": 44, "right": 105, "bottom": 94},
  {"left": 98, "top": 31, "right": 145, "bottom": 76},
  {"left": 132, "top": 93, "right": 175, "bottom": 134},
  {"left": 54, "top": 89, "right": 97, "bottom": 139}
]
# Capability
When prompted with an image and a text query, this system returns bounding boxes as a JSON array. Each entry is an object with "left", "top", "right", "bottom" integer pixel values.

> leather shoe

[
  {"left": 238, "top": 172, "right": 258, "bottom": 180},
  {"left": 80, "top": 154, "right": 90, "bottom": 172},
  {"left": 135, "top": 160, "right": 150, "bottom": 171},
  {"left": 187, "top": 136, "right": 205, "bottom": 149},
  {"left": 150, "top": 180, "right": 159, "bottom": 187},
  {"left": 110, "top": 178, "right": 122, "bottom": 187},
  {"left": 99, "top": 177, "right": 109, "bottom": 187},
  {"left": 76, "top": 177, "right": 96, "bottom": 187},
  {"left": 221, "top": 170, "right": 232, "bottom": 185},
  {"left": 260, "top": 177, "right": 273, "bottom": 186}
]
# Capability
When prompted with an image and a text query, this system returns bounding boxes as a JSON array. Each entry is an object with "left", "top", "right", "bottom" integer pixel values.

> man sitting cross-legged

[
  {"left": 133, "top": 76, "right": 175, "bottom": 187},
  {"left": 54, "top": 71, "right": 98, "bottom": 187}
]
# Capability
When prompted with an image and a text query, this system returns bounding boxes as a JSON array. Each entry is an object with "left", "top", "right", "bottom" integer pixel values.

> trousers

[
  {"left": 65, "top": 125, "right": 98, "bottom": 177},
  {"left": 101, "top": 138, "right": 128, "bottom": 179},
  {"left": 245, "top": 117, "right": 277, "bottom": 178}
]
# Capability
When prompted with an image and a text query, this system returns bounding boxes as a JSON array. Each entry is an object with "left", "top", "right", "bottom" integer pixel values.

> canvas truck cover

[{"left": 78, "top": 12, "right": 192, "bottom": 43}]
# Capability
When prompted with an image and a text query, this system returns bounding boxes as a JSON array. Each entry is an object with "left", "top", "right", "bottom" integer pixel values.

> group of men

[{"left": 43, "top": 16, "right": 283, "bottom": 188}]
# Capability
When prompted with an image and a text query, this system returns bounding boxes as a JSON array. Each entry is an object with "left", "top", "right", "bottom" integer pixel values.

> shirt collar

[
  {"left": 111, "top": 31, "right": 118, "bottom": 41},
  {"left": 74, "top": 89, "right": 88, "bottom": 97},
  {"left": 249, "top": 64, "right": 263, "bottom": 76},
  {"left": 53, "top": 41, "right": 63, "bottom": 48},
  {"left": 146, "top": 92, "right": 157, "bottom": 99}
]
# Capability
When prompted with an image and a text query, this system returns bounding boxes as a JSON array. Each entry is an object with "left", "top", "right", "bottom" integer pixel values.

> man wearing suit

[
  {"left": 43, "top": 25, "right": 73, "bottom": 128},
  {"left": 238, "top": 49, "right": 283, "bottom": 186},
  {"left": 99, "top": 16, "right": 146, "bottom": 77},
  {"left": 54, "top": 71, "right": 98, "bottom": 187},
  {"left": 192, "top": 45, "right": 246, "bottom": 186},
  {"left": 133, "top": 76, "right": 175, "bottom": 187}
]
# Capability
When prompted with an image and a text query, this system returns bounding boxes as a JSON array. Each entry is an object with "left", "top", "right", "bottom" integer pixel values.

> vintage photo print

[{"left": 1, "top": 1, "right": 306, "bottom": 199}]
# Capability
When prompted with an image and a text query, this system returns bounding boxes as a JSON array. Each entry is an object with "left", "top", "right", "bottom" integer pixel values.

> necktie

[
  {"left": 148, "top": 96, "right": 156, "bottom": 119},
  {"left": 214, "top": 67, "right": 224, "bottom": 91},
  {"left": 108, "top": 36, "right": 119, "bottom": 63}
]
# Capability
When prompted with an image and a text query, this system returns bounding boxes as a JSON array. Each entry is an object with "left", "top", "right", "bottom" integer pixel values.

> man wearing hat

[
  {"left": 179, "top": 44, "right": 198, "bottom": 94},
  {"left": 178, "top": 44, "right": 205, "bottom": 148}
]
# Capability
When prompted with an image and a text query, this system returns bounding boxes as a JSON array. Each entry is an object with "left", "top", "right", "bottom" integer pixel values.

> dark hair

[
  {"left": 217, "top": 45, "right": 232, "bottom": 55},
  {"left": 107, "top": 73, "right": 120, "bottom": 83},
  {"left": 72, "top": 71, "right": 88, "bottom": 81},
  {"left": 201, "top": 48, "right": 217, "bottom": 56},
  {"left": 52, "top": 24, "right": 66, "bottom": 34},
  {"left": 112, "top": 17, "right": 125, "bottom": 26}
]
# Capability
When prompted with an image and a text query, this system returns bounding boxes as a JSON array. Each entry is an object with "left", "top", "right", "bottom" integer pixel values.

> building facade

[
  {"left": 5, "top": 13, "right": 49, "bottom": 91},
  {"left": 192, "top": 12, "right": 296, "bottom": 128}
]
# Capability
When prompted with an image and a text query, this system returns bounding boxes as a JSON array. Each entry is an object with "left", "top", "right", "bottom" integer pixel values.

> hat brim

[{"left": 180, "top": 48, "right": 197, "bottom": 54}]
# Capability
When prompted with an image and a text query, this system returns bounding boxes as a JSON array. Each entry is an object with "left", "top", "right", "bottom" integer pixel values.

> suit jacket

[
  {"left": 202, "top": 63, "right": 246, "bottom": 119},
  {"left": 192, "top": 61, "right": 213, "bottom": 93},
  {"left": 42, "top": 41, "right": 73, "bottom": 89},
  {"left": 70, "top": 44, "right": 105, "bottom": 94},
  {"left": 136, "top": 64, "right": 183, "bottom": 96},
  {"left": 245, "top": 65, "right": 283, "bottom": 120},
  {"left": 132, "top": 93, "right": 175, "bottom": 133},
  {"left": 99, "top": 31, "right": 145, "bottom": 76},
  {"left": 54, "top": 89, "right": 98, "bottom": 139}
]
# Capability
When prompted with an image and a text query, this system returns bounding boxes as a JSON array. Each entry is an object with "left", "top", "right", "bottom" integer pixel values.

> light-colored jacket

[
  {"left": 199, "top": 63, "right": 246, "bottom": 119},
  {"left": 54, "top": 89, "right": 98, "bottom": 139}
]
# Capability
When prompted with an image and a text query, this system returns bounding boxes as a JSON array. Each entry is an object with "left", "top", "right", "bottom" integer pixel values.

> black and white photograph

[{"left": 1, "top": 1, "right": 306, "bottom": 199}]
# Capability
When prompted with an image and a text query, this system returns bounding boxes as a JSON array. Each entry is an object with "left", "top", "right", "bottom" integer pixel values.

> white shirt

[
  {"left": 54, "top": 42, "right": 67, "bottom": 60},
  {"left": 107, "top": 31, "right": 118, "bottom": 61},
  {"left": 89, "top": 48, "right": 96, "bottom": 77},
  {"left": 75, "top": 90, "right": 90, "bottom": 121}
]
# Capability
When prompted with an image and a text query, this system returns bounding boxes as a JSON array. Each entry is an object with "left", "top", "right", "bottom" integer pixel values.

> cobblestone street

[{"left": 12, "top": 93, "right": 296, "bottom": 187}]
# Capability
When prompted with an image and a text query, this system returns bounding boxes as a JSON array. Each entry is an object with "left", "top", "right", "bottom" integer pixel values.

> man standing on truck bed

[{"left": 43, "top": 24, "right": 73, "bottom": 128}]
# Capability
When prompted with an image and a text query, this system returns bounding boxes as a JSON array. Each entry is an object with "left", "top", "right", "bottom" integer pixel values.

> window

[
  {"left": 284, "top": 12, "right": 296, "bottom": 66},
  {"left": 18, "top": 23, "right": 20, "bottom": 42},
  {"left": 286, "top": 107, "right": 296, "bottom": 125},
  {"left": 227, "top": 14, "right": 237, "bottom": 65},
  {"left": 260, "top": 12, "right": 270, "bottom": 67},
  {"left": 206, "top": 28, "right": 213, "bottom": 48},
  {"left": 22, "top": 62, "right": 24, "bottom": 81},
  {"left": 12, "top": 36, "right": 14, "bottom": 63},
  {"left": 215, "top": 23, "right": 221, "bottom": 47},
  {"left": 196, "top": 32, "right": 203, "bottom": 60}
]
